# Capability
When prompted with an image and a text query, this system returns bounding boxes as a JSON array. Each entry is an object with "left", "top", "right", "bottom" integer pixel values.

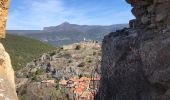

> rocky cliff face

[
  {"left": 0, "top": 0, "right": 18, "bottom": 99},
  {"left": 0, "top": 43, "right": 18, "bottom": 100},
  {"left": 97, "top": 0, "right": 170, "bottom": 100}
]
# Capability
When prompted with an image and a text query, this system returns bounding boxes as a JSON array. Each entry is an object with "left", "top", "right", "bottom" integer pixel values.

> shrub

[
  {"left": 75, "top": 45, "right": 81, "bottom": 50},
  {"left": 77, "top": 62, "right": 85, "bottom": 67},
  {"left": 18, "top": 95, "right": 30, "bottom": 100},
  {"left": 35, "top": 68, "right": 44, "bottom": 75}
]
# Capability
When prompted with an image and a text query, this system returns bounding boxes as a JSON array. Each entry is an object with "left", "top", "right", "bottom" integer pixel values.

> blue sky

[{"left": 7, "top": 0, "right": 134, "bottom": 30}]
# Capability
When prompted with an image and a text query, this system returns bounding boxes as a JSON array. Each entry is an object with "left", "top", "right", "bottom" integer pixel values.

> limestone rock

[
  {"left": 0, "top": 0, "right": 10, "bottom": 38},
  {"left": 0, "top": 43, "right": 18, "bottom": 100}
]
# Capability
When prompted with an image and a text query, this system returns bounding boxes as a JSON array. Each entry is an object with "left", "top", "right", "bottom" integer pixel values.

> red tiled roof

[
  {"left": 80, "top": 77, "right": 91, "bottom": 81},
  {"left": 79, "top": 82, "right": 89, "bottom": 87},
  {"left": 81, "top": 92, "right": 93, "bottom": 98},
  {"left": 69, "top": 77, "right": 79, "bottom": 82},
  {"left": 41, "top": 80, "right": 55, "bottom": 84},
  {"left": 59, "top": 80, "right": 67, "bottom": 85},
  {"left": 74, "top": 87, "right": 85, "bottom": 94},
  {"left": 70, "top": 88, "right": 75, "bottom": 93},
  {"left": 90, "top": 78, "right": 100, "bottom": 81}
]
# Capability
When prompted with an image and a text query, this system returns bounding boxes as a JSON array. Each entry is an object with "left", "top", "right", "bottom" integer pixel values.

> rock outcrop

[
  {"left": 127, "top": 0, "right": 170, "bottom": 29},
  {"left": 0, "top": 0, "right": 10, "bottom": 38},
  {"left": 0, "top": 0, "right": 18, "bottom": 99},
  {"left": 97, "top": 0, "right": 170, "bottom": 100},
  {"left": 0, "top": 43, "right": 18, "bottom": 100}
]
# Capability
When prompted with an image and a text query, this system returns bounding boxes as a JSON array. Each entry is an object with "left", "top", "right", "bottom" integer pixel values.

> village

[{"left": 59, "top": 76, "right": 100, "bottom": 100}]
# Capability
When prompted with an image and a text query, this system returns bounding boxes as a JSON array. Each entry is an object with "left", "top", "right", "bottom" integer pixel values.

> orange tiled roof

[
  {"left": 70, "top": 88, "right": 75, "bottom": 93},
  {"left": 41, "top": 80, "right": 55, "bottom": 84},
  {"left": 79, "top": 82, "right": 89, "bottom": 87},
  {"left": 59, "top": 80, "right": 68, "bottom": 85},
  {"left": 69, "top": 77, "right": 79, "bottom": 82},
  {"left": 81, "top": 92, "right": 93, "bottom": 98},
  {"left": 74, "top": 87, "right": 85, "bottom": 94},
  {"left": 80, "top": 77, "right": 91, "bottom": 81},
  {"left": 90, "top": 78, "right": 100, "bottom": 81}
]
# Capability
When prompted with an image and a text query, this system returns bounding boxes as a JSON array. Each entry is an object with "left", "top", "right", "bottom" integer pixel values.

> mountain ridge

[
  {"left": 7, "top": 22, "right": 128, "bottom": 46},
  {"left": 43, "top": 22, "right": 128, "bottom": 32}
]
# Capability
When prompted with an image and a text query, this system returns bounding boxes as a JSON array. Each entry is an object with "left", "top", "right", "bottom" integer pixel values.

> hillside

[
  {"left": 0, "top": 34, "right": 56, "bottom": 70},
  {"left": 15, "top": 40, "right": 101, "bottom": 100},
  {"left": 7, "top": 22, "right": 128, "bottom": 46}
]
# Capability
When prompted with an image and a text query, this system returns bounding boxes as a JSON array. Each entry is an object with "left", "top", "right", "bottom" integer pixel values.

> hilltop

[{"left": 0, "top": 34, "right": 56, "bottom": 70}]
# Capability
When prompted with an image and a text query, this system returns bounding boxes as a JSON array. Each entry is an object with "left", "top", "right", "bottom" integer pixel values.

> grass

[{"left": 0, "top": 34, "right": 56, "bottom": 70}]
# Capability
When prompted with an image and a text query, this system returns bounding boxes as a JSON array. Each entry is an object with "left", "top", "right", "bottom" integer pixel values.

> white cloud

[
  {"left": 6, "top": 0, "right": 133, "bottom": 30},
  {"left": 7, "top": 0, "right": 66, "bottom": 30}
]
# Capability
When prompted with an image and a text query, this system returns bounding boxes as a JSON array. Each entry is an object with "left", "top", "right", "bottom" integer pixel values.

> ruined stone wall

[
  {"left": 97, "top": 0, "right": 170, "bottom": 100},
  {"left": 127, "top": 0, "right": 170, "bottom": 30}
]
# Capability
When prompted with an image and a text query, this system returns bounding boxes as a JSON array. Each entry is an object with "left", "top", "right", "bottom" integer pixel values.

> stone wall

[{"left": 63, "top": 40, "right": 100, "bottom": 50}]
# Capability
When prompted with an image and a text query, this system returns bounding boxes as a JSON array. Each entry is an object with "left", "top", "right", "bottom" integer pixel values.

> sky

[{"left": 7, "top": 0, "right": 134, "bottom": 30}]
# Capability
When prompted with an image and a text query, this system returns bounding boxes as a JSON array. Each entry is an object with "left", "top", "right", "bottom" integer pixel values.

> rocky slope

[
  {"left": 97, "top": 0, "right": 170, "bottom": 100},
  {"left": 15, "top": 41, "right": 101, "bottom": 99}
]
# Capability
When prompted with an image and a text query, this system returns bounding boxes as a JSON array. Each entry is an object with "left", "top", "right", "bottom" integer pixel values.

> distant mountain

[
  {"left": 7, "top": 22, "right": 128, "bottom": 46},
  {"left": 43, "top": 22, "right": 127, "bottom": 32}
]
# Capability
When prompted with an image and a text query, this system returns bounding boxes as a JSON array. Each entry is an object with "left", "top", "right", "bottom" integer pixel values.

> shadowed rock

[{"left": 97, "top": 0, "right": 170, "bottom": 100}]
